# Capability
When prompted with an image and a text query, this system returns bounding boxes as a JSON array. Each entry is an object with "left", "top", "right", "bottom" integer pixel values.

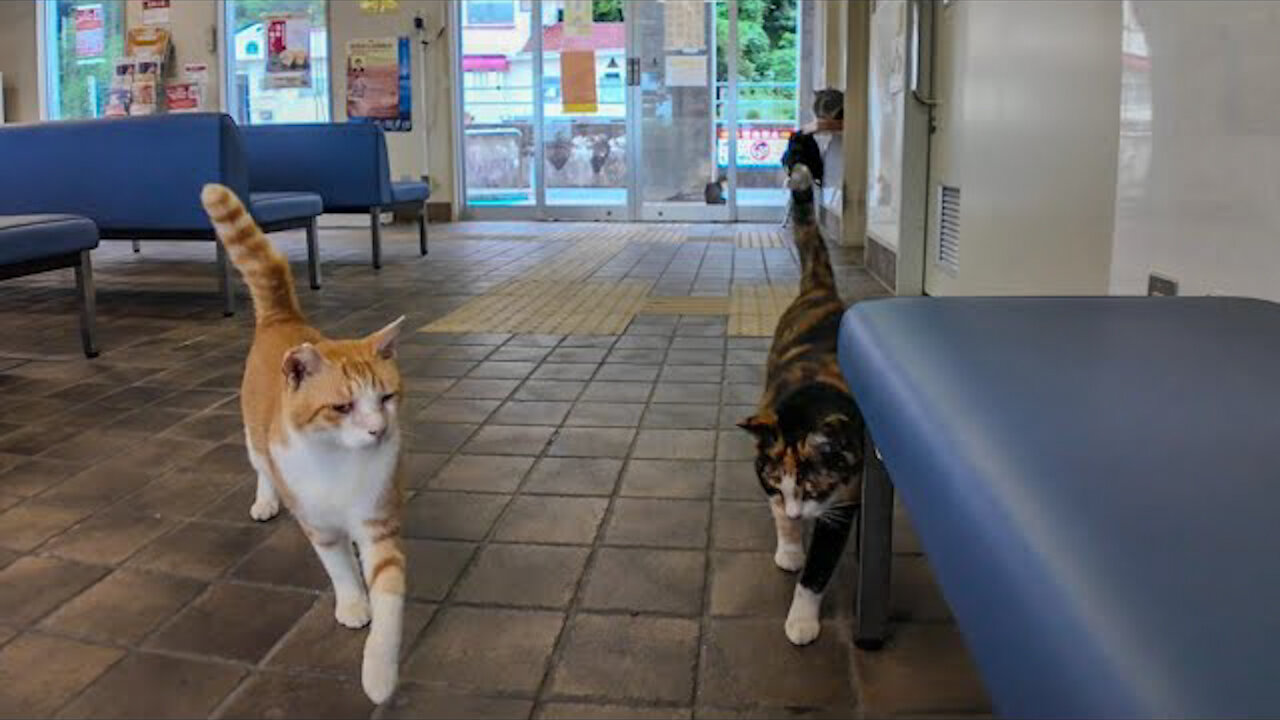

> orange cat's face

[{"left": 282, "top": 317, "right": 404, "bottom": 450}]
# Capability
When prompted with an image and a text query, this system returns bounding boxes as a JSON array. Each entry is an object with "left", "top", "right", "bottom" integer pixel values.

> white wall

[
  {"left": 925, "top": 0, "right": 1121, "bottom": 296},
  {"left": 1110, "top": 1, "right": 1280, "bottom": 300}
]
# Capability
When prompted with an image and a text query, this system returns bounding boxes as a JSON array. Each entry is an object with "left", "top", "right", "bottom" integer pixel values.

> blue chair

[
  {"left": 0, "top": 113, "right": 324, "bottom": 315},
  {"left": 0, "top": 215, "right": 99, "bottom": 357},
  {"left": 240, "top": 123, "right": 430, "bottom": 269}
]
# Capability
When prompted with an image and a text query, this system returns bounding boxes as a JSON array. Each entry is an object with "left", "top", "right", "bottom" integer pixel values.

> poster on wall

[
  {"left": 346, "top": 37, "right": 412, "bottom": 132},
  {"left": 665, "top": 55, "right": 707, "bottom": 87},
  {"left": 264, "top": 13, "right": 312, "bottom": 89},
  {"left": 141, "top": 0, "right": 170, "bottom": 25},
  {"left": 74, "top": 5, "right": 104, "bottom": 58},
  {"left": 717, "top": 128, "right": 792, "bottom": 169},
  {"left": 664, "top": 0, "right": 705, "bottom": 51},
  {"left": 561, "top": 50, "right": 598, "bottom": 114},
  {"left": 564, "top": 0, "right": 592, "bottom": 39}
]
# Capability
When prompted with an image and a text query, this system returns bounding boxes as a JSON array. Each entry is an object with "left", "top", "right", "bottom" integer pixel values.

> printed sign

[
  {"left": 183, "top": 63, "right": 209, "bottom": 83},
  {"left": 561, "top": 50, "right": 597, "bottom": 114},
  {"left": 346, "top": 37, "right": 412, "bottom": 132},
  {"left": 166, "top": 83, "right": 202, "bottom": 112},
  {"left": 717, "top": 127, "right": 794, "bottom": 169},
  {"left": 664, "top": 0, "right": 705, "bottom": 51},
  {"left": 264, "top": 13, "right": 312, "bottom": 89},
  {"left": 665, "top": 55, "right": 707, "bottom": 87},
  {"left": 564, "top": 0, "right": 592, "bottom": 39},
  {"left": 74, "top": 5, "right": 104, "bottom": 58},
  {"left": 141, "top": 0, "right": 170, "bottom": 25}
]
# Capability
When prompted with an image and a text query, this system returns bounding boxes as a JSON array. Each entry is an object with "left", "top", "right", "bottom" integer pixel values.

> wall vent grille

[{"left": 937, "top": 184, "right": 961, "bottom": 273}]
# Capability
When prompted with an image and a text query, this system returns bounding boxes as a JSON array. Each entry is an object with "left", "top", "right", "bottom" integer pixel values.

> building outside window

[{"left": 466, "top": 0, "right": 517, "bottom": 26}]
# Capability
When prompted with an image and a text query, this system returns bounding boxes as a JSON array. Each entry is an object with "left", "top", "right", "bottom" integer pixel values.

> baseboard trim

[{"left": 864, "top": 235, "right": 897, "bottom": 293}]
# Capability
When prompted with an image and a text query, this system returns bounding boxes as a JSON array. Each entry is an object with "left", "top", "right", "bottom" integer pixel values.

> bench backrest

[
  {"left": 0, "top": 113, "right": 249, "bottom": 234},
  {"left": 239, "top": 123, "right": 394, "bottom": 211}
]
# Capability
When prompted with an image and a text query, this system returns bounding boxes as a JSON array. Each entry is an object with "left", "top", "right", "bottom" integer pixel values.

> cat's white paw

[
  {"left": 335, "top": 595, "right": 371, "bottom": 629},
  {"left": 361, "top": 650, "right": 398, "bottom": 704},
  {"left": 785, "top": 614, "right": 822, "bottom": 646},
  {"left": 249, "top": 498, "right": 279, "bottom": 522},
  {"left": 774, "top": 545, "right": 805, "bottom": 572},
  {"left": 785, "top": 584, "right": 822, "bottom": 646}
]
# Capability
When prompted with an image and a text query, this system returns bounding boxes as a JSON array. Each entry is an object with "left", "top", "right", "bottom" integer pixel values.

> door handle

[
  {"left": 909, "top": 0, "right": 938, "bottom": 107},
  {"left": 627, "top": 57, "right": 640, "bottom": 86}
]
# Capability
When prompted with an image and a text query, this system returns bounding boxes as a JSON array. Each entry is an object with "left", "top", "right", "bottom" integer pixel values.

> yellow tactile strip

[
  {"left": 421, "top": 279, "right": 652, "bottom": 335},
  {"left": 639, "top": 296, "right": 731, "bottom": 316},
  {"left": 728, "top": 283, "right": 799, "bottom": 337},
  {"left": 736, "top": 227, "right": 787, "bottom": 249}
]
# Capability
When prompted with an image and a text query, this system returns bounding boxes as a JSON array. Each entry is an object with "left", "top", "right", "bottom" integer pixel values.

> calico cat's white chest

[{"left": 272, "top": 432, "right": 400, "bottom": 531}]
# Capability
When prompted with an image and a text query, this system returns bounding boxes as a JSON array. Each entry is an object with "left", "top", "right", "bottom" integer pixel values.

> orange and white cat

[{"left": 201, "top": 184, "right": 406, "bottom": 703}]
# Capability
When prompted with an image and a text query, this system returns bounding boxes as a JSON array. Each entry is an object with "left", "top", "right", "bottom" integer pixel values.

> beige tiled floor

[{"left": 0, "top": 221, "right": 988, "bottom": 719}]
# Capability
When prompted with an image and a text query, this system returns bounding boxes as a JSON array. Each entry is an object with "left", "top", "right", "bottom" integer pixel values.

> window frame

[
  {"left": 39, "top": 0, "right": 132, "bottom": 121},
  {"left": 219, "top": 0, "right": 335, "bottom": 125}
]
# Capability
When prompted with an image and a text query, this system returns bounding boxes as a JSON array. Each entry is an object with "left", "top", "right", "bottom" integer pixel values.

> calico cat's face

[
  {"left": 738, "top": 413, "right": 861, "bottom": 519},
  {"left": 282, "top": 317, "right": 405, "bottom": 450}
]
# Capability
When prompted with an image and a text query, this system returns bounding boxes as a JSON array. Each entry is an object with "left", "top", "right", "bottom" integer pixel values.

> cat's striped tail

[{"left": 200, "top": 184, "right": 303, "bottom": 326}]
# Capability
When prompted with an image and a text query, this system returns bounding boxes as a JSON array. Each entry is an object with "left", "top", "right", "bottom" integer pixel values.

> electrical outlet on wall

[{"left": 1148, "top": 272, "right": 1179, "bottom": 297}]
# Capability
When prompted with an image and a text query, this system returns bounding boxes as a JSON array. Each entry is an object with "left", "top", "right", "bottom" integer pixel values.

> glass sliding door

[
  {"left": 43, "top": 1, "right": 129, "bottom": 120},
  {"left": 541, "top": 0, "right": 629, "bottom": 218}
]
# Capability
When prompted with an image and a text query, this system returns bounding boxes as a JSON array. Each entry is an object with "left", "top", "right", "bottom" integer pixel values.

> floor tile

[
  {"left": 547, "top": 428, "right": 636, "bottom": 458},
  {"left": 532, "top": 364, "right": 597, "bottom": 381},
  {"left": 564, "top": 402, "right": 646, "bottom": 428},
  {"left": 403, "top": 492, "right": 509, "bottom": 541},
  {"left": 537, "top": 704, "right": 691, "bottom": 720},
  {"left": 699, "top": 617, "right": 853, "bottom": 708},
  {"left": 214, "top": 672, "right": 373, "bottom": 720},
  {"left": 661, "top": 365, "right": 725, "bottom": 384},
  {"left": 382, "top": 689, "right": 533, "bottom": 720},
  {"left": 403, "top": 538, "right": 477, "bottom": 601},
  {"left": 57, "top": 652, "right": 245, "bottom": 720},
  {"left": 715, "top": 431, "right": 756, "bottom": 461},
  {"left": 0, "top": 458, "right": 84, "bottom": 497},
  {"left": 0, "top": 501, "right": 91, "bottom": 552},
  {"left": 428, "top": 454, "right": 535, "bottom": 493},
  {"left": 267, "top": 596, "right": 435, "bottom": 674},
  {"left": 462, "top": 425, "right": 555, "bottom": 455},
  {"left": 128, "top": 520, "right": 270, "bottom": 581},
  {"left": 43, "top": 508, "right": 175, "bottom": 565},
  {"left": 712, "top": 502, "right": 774, "bottom": 551},
  {"left": 454, "top": 543, "right": 590, "bottom": 608},
  {"left": 0, "top": 555, "right": 108, "bottom": 625},
  {"left": 40, "top": 568, "right": 205, "bottom": 644},
  {"left": 0, "top": 633, "right": 123, "bottom": 718},
  {"left": 713, "top": 461, "right": 760, "bottom": 501},
  {"left": 523, "top": 458, "right": 623, "bottom": 496},
  {"left": 404, "top": 607, "right": 564, "bottom": 693},
  {"left": 581, "top": 381, "right": 653, "bottom": 403},
  {"left": 493, "top": 496, "right": 608, "bottom": 545},
  {"left": 621, "top": 460, "right": 714, "bottom": 499},
  {"left": 409, "top": 422, "right": 478, "bottom": 453},
  {"left": 632, "top": 430, "right": 717, "bottom": 460},
  {"left": 580, "top": 547, "right": 705, "bottom": 615},
  {"left": 231, "top": 521, "right": 329, "bottom": 590},
  {"left": 641, "top": 403, "right": 720, "bottom": 429},
  {"left": 146, "top": 582, "right": 313, "bottom": 663},
  {"left": 125, "top": 470, "right": 241, "bottom": 517},
  {"left": 490, "top": 400, "right": 573, "bottom": 426},
  {"left": 444, "top": 379, "right": 521, "bottom": 400},
  {"left": 550, "top": 614, "right": 698, "bottom": 703},
  {"left": 604, "top": 499, "right": 709, "bottom": 549},
  {"left": 651, "top": 383, "right": 721, "bottom": 404},
  {"left": 854, "top": 624, "right": 990, "bottom": 715},
  {"left": 594, "top": 364, "right": 660, "bottom": 382},
  {"left": 416, "top": 397, "right": 500, "bottom": 424},
  {"left": 514, "top": 380, "right": 587, "bottom": 402}
]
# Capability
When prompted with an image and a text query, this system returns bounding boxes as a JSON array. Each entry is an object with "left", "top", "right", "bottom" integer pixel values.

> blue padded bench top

[
  {"left": 249, "top": 192, "right": 323, "bottom": 227},
  {"left": 391, "top": 181, "right": 429, "bottom": 205},
  {"left": 838, "top": 297, "right": 1280, "bottom": 720},
  {"left": 0, "top": 214, "right": 99, "bottom": 265}
]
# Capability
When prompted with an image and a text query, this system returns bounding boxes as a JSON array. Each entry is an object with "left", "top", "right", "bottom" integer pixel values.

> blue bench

[
  {"left": 0, "top": 113, "right": 324, "bottom": 315},
  {"left": 0, "top": 215, "right": 99, "bottom": 357},
  {"left": 240, "top": 123, "right": 430, "bottom": 269},
  {"left": 839, "top": 297, "right": 1280, "bottom": 718}
]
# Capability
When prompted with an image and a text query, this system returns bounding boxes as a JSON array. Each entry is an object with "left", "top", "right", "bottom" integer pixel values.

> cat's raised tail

[{"left": 200, "top": 183, "right": 303, "bottom": 326}]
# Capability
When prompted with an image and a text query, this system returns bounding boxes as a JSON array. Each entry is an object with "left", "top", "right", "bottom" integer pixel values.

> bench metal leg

[
  {"left": 417, "top": 211, "right": 428, "bottom": 256},
  {"left": 131, "top": 239, "right": 141, "bottom": 253},
  {"left": 73, "top": 250, "right": 99, "bottom": 358},
  {"left": 855, "top": 431, "right": 894, "bottom": 650},
  {"left": 305, "top": 218, "right": 322, "bottom": 290},
  {"left": 370, "top": 206, "right": 383, "bottom": 270},
  {"left": 216, "top": 241, "right": 235, "bottom": 317}
]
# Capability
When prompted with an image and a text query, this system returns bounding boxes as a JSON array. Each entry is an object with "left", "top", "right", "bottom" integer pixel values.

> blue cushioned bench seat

[
  {"left": 241, "top": 123, "right": 430, "bottom": 269},
  {"left": 0, "top": 114, "right": 325, "bottom": 315},
  {"left": 837, "top": 297, "right": 1280, "bottom": 719},
  {"left": 0, "top": 215, "right": 99, "bottom": 356}
]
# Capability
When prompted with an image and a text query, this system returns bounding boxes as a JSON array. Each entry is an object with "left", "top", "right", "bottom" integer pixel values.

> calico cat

[
  {"left": 201, "top": 184, "right": 407, "bottom": 703},
  {"left": 738, "top": 135, "right": 865, "bottom": 646}
]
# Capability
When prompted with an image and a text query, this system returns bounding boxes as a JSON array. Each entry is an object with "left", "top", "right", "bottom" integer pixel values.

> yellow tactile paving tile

[
  {"left": 736, "top": 227, "right": 787, "bottom": 249},
  {"left": 420, "top": 279, "right": 651, "bottom": 334},
  {"left": 729, "top": 283, "right": 799, "bottom": 337},
  {"left": 639, "top": 296, "right": 731, "bottom": 316}
]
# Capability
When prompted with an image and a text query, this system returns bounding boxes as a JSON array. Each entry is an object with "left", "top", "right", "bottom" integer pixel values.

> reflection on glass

[
  {"left": 226, "top": 0, "right": 331, "bottom": 125},
  {"left": 44, "top": 1, "right": 129, "bottom": 120},
  {"left": 1117, "top": 0, "right": 1152, "bottom": 207}
]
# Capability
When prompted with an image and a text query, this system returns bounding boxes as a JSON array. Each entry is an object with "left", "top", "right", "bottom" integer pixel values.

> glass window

[
  {"left": 466, "top": 0, "right": 516, "bottom": 26},
  {"left": 43, "top": 1, "right": 129, "bottom": 120},
  {"left": 225, "top": 0, "right": 330, "bottom": 125}
]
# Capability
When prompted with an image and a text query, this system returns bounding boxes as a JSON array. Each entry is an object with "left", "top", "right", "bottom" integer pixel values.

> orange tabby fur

[{"left": 201, "top": 184, "right": 406, "bottom": 703}]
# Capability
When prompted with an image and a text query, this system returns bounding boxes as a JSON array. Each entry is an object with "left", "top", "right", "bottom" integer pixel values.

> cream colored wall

[
  {"left": 327, "top": 0, "right": 454, "bottom": 202},
  {"left": 0, "top": 1, "right": 39, "bottom": 123},
  {"left": 124, "top": 0, "right": 220, "bottom": 109},
  {"left": 924, "top": 0, "right": 1121, "bottom": 296},
  {"left": 1110, "top": 1, "right": 1280, "bottom": 301}
]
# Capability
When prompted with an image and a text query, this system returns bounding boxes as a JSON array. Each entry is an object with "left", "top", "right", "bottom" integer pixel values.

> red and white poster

[
  {"left": 141, "top": 0, "right": 170, "bottom": 25},
  {"left": 74, "top": 5, "right": 104, "bottom": 58},
  {"left": 264, "top": 13, "right": 312, "bottom": 89}
]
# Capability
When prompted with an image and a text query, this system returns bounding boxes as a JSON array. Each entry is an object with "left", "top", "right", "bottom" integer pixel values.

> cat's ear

[
  {"left": 818, "top": 414, "right": 855, "bottom": 443},
  {"left": 368, "top": 316, "right": 406, "bottom": 359},
  {"left": 737, "top": 413, "right": 778, "bottom": 443},
  {"left": 282, "top": 343, "right": 323, "bottom": 390}
]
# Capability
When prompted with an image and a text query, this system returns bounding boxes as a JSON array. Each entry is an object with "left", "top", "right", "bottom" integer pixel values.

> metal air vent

[{"left": 937, "top": 184, "right": 960, "bottom": 273}]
